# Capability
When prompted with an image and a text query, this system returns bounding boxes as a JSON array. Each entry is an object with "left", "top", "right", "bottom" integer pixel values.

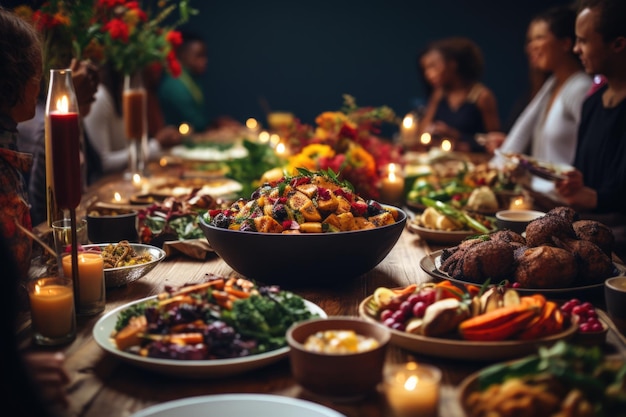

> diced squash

[
  {"left": 254, "top": 215, "right": 284, "bottom": 233},
  {"left": 335, "top": 196, "right": 352, "bottom": 214},
  {"left": 300, "top": 222, "right": 323, "bottom": 233},
  {"left": 289, "top": 191, "right": 321, "bottom": 221},
  {"left": 337, "top": 212, "right": 356, "bottom": 231},
  {"left": 311, "top": 175, "right": 340, "bottom": 191},
  {"left": 296, "top": 183, "right": 318, "bottom": 198},
  {"left": 322, "top": 213, "right": 341, "bottom": 229},
  {"left": 354, "top": 217, "right": 375, "bottom": 230},
  {"left": 368, "top": 212, "right": 395, "bottom": 227},
  {"left": 316, "top": 193, "right": 338, "bottom": 213}
]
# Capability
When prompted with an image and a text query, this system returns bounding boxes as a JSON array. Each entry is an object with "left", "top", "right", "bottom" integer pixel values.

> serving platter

[
  {"left": 129, "top": 394, "right": 346, "bottom": 417},
  {"left": 93, "top": 296, "right": 326, "bottom": 377},
  {"left": 357, "top": 295, "right": 577, "bottom": 361},
  {"left": 407, "top": 221, "right": 484, "bottom": 245},
  {"left": 419, "top": 250, "right": 624, "bottom": 296}
]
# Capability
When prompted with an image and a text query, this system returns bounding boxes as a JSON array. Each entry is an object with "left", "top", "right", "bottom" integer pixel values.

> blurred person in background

[
  {"left": 417, "top": 36, "right": 501, "bottom": 152},
  {"left": 158, "top": 30, "right": 210, "bottom": 133},
  {"left": 556, "top": 0, "right": 626, "bottom": 260},
  {"left": 83, "top": 62, "right": 181, "bottom": 175},
  {"left": 486, "top": 5, "right": 591, "bottom": 165}
]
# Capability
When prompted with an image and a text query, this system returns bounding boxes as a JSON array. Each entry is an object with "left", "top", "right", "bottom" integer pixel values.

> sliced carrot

[
  {"left": 114, "top": 315, "right": 147, "bottom": 351},
  {"left": 169, "top": 333, "right": 204, "bottom": 345}
]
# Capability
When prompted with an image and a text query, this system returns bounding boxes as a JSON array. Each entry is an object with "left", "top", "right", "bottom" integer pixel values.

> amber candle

[
  {"left": 384, "top": 362, "right": 441, "bottom": 417},
  {"left": 62, "top": 253, "right": 105, "bottom": 314},
  {"left": 123, "top": 89, "right": 147, "bottom": 141},
  {"left": 28, "top": 277, "right": 76, "bottom": 345}
]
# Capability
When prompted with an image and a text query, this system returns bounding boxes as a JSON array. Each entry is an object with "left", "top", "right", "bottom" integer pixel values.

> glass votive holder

[
  {"left": 379, "top": 163, "right": 405, "bottom": 206},
  {"left": 61, "top": 252, "right": 105, "bottom": 316},
  {"left": 52, "top": 218, "right": 88, "bottom": 255},
  {"left": 384, "top": 362, "right": 442, "bottom": 417},
  {"left": 27, "top": 277, "right": 76, "bottom": 346}
]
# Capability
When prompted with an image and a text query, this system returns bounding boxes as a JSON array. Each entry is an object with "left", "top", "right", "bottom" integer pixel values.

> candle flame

[
  {"left": 246, "top": 118, "right": 258, "bottom": 129},
  {"left": 403, "top": 375, "right": 419, "bottom": 391},
  {"left": 276, "top": 142, "right": 286, "bottom": 155},
  {"left": 512, "top": 197, "right": 524, "bottom": 208},
  {"left": 402, "top": 114, "right": 414, "bottom": 129},
  {"left": 420, "top": 132, "right": 432, "bottom": 145},
  {"left": 55, "top": 95, "right": 69, "bottom": 113},
  {"left": 441, "top": 139, "right": 452, "bottom": 152},
  {"left": 113, "top": 192, "right": 122, "bottom": 202},
  {"left": 132, "top": 173, "right": 142, "bottom": 185},
  {"left": 178, "top": 123, "right": 190, "bottom": 135},
  {"left": 270, "top": 134, "right": 280, "bottom": 146},
  {"left": 258, "top": 131, "right": 270, "bottom": 143}
]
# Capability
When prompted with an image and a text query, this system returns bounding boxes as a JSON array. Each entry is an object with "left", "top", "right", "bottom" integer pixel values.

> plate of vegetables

[
  {"left": 459, "top": 341, "right": 626, "bottom": 417},
  {"left": 358, "top": 282, "right": 577, "bottom": 361},
  {"left": 93, "top": 275, "right": 326, "bottom": 377},
  {"left": 406, "top": 198, "right": 496, "bottom": 245}
]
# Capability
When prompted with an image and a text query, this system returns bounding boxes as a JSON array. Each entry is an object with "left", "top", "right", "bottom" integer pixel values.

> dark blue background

[
  {"left": 2, "top": 0, "right": 574, "bottom": 130},
  {"left": 182, "top": 0, "right": 573, "bottom": 129}
]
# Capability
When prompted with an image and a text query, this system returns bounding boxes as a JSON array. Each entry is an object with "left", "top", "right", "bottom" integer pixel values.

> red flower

[
  {"left": 166, "top": 30, "right": 183, "bottom": 48},
  {"left": 98, "top": 0, "right": 125, "bottom": 7},
  {"left": 166, "top": 50, "right": 182, "bottom": 77},
  {"left": 339, "top": 124, "right": 358, "bottom": 140},
  {"left": 103, "top": 18, "right": 129, "bottom": 42}
]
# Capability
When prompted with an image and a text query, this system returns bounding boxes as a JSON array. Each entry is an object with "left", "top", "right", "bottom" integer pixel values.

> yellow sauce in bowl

[{"left": 303, "top": 330, "right": 379, "bottom": 354}]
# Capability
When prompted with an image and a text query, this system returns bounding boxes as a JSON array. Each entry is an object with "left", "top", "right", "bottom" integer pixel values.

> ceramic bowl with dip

[
  {"left": 605, "top": 275, "right": 626, "bottom": 335},
  {"left": 495, "top": 209, "right": 545, "bottom": 234},
  {"left": 286, "top": 316, "right": 390, "bottom": 400}
]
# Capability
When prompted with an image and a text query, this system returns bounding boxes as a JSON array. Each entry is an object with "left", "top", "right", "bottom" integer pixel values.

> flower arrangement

[
  {"left": 15, "top": 0, "right": 196, "bottom": 77},
  {"left": 282, "top": 95, "right": 403, "bottom": 200}
]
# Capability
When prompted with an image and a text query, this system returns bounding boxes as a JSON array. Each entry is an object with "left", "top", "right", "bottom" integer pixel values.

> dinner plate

[
  {"left": 129, "top": 394, "right": 346, "bottom": 417},
  {"left": 419, "top": 250, "right": 625, "bottom": 296},
  {"left": 357, "top": 295, "right": 577, "bottom": 361},
  {"left": 93, "top": 296, "right": 326, "bottom": 378},
  {"left": 495, "top": 151, "right": 573, "bottom": 182},
  {"left": 170, "top": 144, "right": 248, "bottom": 162},
  {"left": 407, "top": 221, "right": 484, "bottom": 245}
]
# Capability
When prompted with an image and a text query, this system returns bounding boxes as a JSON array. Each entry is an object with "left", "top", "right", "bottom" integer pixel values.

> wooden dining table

[{"left": 19, "top": 170, "right": 626, "bottom": 417}]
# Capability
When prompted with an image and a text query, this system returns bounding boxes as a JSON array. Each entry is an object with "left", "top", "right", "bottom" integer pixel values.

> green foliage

[{"left": 225, "top": 139, "right": 285, "bottom": 198}]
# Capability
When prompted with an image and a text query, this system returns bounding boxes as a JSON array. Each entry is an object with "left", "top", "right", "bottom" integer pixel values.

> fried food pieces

[{"left": 439, "top": 207, "right": 617, "bottom": 288}]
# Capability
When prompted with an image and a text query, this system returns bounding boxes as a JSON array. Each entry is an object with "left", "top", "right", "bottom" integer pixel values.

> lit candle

[
  {"left": 28, "top": 277, "right": 76, "bottom": 344},
  {"left": 62, "top": 253, "right": 105, "bottom": 310},
  {"left": 384, "top": 362, "right": 441, "bottom": 417},
  {"left": 380, "top": 163, "right": 405, "bottom": 205},
  {"left": 440, "top": 139, "right": 453, "bottom": 152},
  {"left": 400, "top": 113, "right": 418, "bottom": 145},
  {"left": 50, "top": 95, "right": 81, "bottom": 210},
  {"left": 509, "top": 196, "right": 532, "bottom": 210}
]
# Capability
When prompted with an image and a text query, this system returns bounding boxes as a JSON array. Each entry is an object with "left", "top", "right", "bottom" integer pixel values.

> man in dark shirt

[{"left": 557, "top": 0, "right": 626, "bottom": 258}]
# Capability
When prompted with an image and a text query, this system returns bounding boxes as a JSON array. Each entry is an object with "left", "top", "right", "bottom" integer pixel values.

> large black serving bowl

[{"left": 198, "top": 206, "right": 407, "bottom": 285}]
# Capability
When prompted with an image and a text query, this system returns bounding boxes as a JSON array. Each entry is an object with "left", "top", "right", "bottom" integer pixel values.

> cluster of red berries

[
  {"left": 379, "top": 288, "right": 437, "bottom": 331},
  {"left": 560, "top": 298, "right": 604, "bottom": 333}
]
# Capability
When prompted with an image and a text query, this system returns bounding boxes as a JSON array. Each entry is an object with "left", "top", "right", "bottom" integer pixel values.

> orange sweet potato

[{"left": 460, "top": 308, "right": 538, "bottom": 341}]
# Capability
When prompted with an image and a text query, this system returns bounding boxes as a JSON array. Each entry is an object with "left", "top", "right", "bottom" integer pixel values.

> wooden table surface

[{"left": 21, "top": 172, "right": 626, "bottom": 417}]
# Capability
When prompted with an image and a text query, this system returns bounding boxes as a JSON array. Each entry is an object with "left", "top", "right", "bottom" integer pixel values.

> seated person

[
  {"left": 556, "top": 0, "right": 626, "bottom": 260},
  {"left": 488, "top": 6, "right": 591, "bottom": 166},
  {"left": 83, "top": 63, "right": 181, "bottom": 175},
  {"left": 158, "top": 30, "right": 210, "bottom": 133},
  {"left": 417, "top": 36, "right": 500, "bottom": 152}
]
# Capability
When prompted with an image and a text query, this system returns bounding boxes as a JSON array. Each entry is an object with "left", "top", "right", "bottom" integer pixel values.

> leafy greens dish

[{"left": 111, "top": 275, "right": 319, "bottom": 360}]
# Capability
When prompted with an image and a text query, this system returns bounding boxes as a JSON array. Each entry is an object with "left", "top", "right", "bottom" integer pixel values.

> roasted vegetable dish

[
  {"left": 203, "top": 168, "right": 399, "bottom": 233},
  {"left": 111, "top": 275, "right": 319, "bottom": 360}
]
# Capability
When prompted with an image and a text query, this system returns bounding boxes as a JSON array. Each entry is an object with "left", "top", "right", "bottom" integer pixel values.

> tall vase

[{"left": 122, "top": 72, "right": 148, "bottom": 178}]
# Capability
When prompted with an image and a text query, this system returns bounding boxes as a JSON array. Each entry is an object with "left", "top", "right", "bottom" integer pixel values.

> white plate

[
  {"left": 130, "top": 394, "right": 346, "bottom": 417},
  {"left": 170, "top": 144, "right": 248, "bottom": 162},
  {"left": 407, "top": 221, "right": 486, "bottom": 245},
  {"left": 93, "top": 296, "right": 326, "bottom": 378},
  {"left": 358, "top": 295, "right": 577, "bottom": 361}
]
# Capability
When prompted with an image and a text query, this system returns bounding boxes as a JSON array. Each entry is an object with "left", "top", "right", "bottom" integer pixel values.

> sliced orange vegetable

[
  {"left": 459, "top": 303, "right": 540, "bottom": 333},
  {"left": 114, "top": 315, "right": 147, "bottom": 351},
  {"left": 169, "top": 333, "right": 204, "bottom": 345},
  {"left": 460, "top": 309, "right": 538, "bottom": 341}
]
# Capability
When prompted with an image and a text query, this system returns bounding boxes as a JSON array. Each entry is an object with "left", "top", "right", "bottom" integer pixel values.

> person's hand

[
  {"left": 22, "top": 351, "right": 70, "bottom": 409},
  {"left": 70, "top": 59, "right": 99, "bottom": 117},
  {"left": 555, "top": 169, "right": 597, "bottom": 211},
  {"left": 556, "top": 169, "right": 584, "bottom": 197},
  {"left": 154, "top": 125, "right": 183, "bottom": 148},
  {"left": 477, "top": 131, "right": 506, "bottom": 154}
]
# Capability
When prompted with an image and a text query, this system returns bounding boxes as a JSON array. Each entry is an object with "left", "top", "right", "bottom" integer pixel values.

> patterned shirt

[{"left": 0, "top": 113, "right": 33, "bottom": 280}]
